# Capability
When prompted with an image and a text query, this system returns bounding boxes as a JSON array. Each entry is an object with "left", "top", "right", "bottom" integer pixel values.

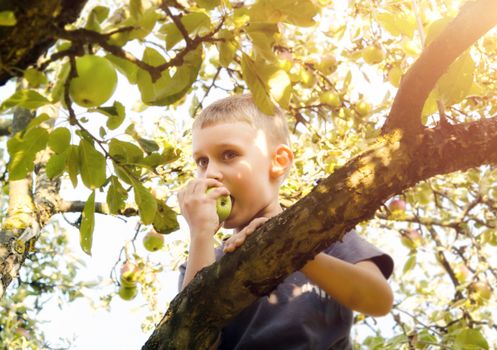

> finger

[
  {"left": 205, "top": 186, "right": 230, "bottom": 199},
  {"left": 196, "top": 178, "right": 224, "bottom": 194},
  {"left": 246, "top": 217, "right": 268, "bottom": 234}
]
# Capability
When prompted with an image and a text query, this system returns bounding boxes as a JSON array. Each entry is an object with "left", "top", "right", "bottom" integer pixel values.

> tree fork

[{"left": 381, "top": 0, "right": 497, "bottom": 136}]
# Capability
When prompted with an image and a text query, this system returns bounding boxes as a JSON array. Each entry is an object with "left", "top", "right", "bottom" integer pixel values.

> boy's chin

[{"left": 222, "top": 219, "right": 236, "bottom": 229}]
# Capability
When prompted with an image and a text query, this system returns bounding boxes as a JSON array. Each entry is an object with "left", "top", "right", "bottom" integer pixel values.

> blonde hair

[{"left": 192, "top": 94, "right": 290, "bottom": 146}]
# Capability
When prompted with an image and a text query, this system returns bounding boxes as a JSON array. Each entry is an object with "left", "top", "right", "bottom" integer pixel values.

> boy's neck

[{"left": 234, "top": 201, "right": 283, "bottom": 233}]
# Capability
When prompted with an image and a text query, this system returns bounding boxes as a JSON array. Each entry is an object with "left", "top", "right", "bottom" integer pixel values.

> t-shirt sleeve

[{"left": 324, "top": 230, "right": 394, "bottom": 279}]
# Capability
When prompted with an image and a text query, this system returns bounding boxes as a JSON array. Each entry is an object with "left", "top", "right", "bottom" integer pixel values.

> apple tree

[{"left": 0, "top": 0, "right": 496, "bottom": 349}]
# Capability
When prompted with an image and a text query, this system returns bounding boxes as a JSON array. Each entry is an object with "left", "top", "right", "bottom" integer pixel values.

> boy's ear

[{"left": 270, "top": 144, "right": 294, "bottom": 178}]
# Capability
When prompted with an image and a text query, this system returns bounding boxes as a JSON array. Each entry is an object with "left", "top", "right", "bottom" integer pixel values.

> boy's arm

[
  {"left": 181, "top": 235, "right": 217, "bottom": 290},
  {"left": 224, "top": 221, "right": 393, "bottom": 316},
  {"left": 178, "top": 178, "right": 229, "bottom": 290},
  {"left": 300, "top": 253, "right": 393, "bottom": 316}
]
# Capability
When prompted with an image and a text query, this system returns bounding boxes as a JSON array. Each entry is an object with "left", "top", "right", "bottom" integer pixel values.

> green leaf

[
  {"left": 137, "top": 47, "right": 172, "bottom": 104},
  {"left": 196, "top": 0, "right": 220, "bottom": 10},
  {"left": 7, "top": 127, "right": 49, "bottom": 180},
  {"left": 160, "top": 12, "right": 211, "bottom": 50},
  {"left": 246, "top": 23, "right": 278, "bottom": 61},
  {"left": 137, "top": 138, "right": 159, "bottom": 154},
  {"left": 96, "top": 101, "right": 126, "bottom": 130},
  {"left": 129, "top": 7, "right": 158, "bottom": 40},
  {"left": 51, "top": 61, "right": 70, "bottom": 103},
  {"left": 241, "top": 53, "right": 275, "bottom": 115},
  {"left": 66, "top": 145, "right": 80, "bottom": 187},
  {"left": 0, "top": 90, "right": 50, "bottom": 112},
  {"left": 376, "top": 10, "right": 416, "bottom": 38},
  {"left": 80, "top": 191, "right": 96, "bottom": 256},
  {"left": 249, "top": 0, "right": 319, "bottom": 27},
  {"left": 48, "top": 128, "right": 71, "bottom": 154},
  {"left": 79, "top": 139, "right": 107, "bottom": 189},
  {"left": 130, "top": 0, "right": 144, "bottom": 19},
  {"left": 256, "top": 61, "right": 292, "bottom": 108},
  {"left": 153, "top": 199, "right": 179, "bottom": 234},
  {"left": 132, "top": 180, "right": 157, "bottom": 225},
  {"left": 86, "top": 5, "right": 110, "bottom": 31},
  {"left": 46, "top": 150, "right": 69, "bottom": 179},
  {"left": 403, "top": 253, "right": 416, "bottom": 275},
  {"left": 109, "top": 139, "right": 144, "bottom": 164},
  {"left": 217, "top": 30, "right": 237, "bottom": 67},
  {"left": 107, "top": 176, "right": 128, "bottom": 215},
  {"left": 106, "top": 55, "right": 138, "bottom": 85},
  {"left": 23, "top": 68, "right": 48, "bottom": 88},
  {"left": 25, "top": 113, "right": 50, "bottom": 133},
  {"left": 154, "top": 45, "right": 203, "bottom": 105},
  {"left": 454, "top": 329, "right": 489, "bottom": 350},
  {"left": 436, "top": 51, "right": 475, "bottom": 106},
  {"left": 140, "top": 148, "right": 180, "bottom": 169},
  {"left": 137, "top": 46, "right": 203, "bottom": 106},
  {"left": 0, "top": 11, "right": 16, "bottom": 26}
]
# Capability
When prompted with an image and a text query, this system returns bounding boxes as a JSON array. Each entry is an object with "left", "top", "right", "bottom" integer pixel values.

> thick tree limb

[
  {"left": 0, "top": 0, "right": 88, "bottom": 86},
  {"left": 144, "top": 115, "right": 497, "bottom": 349},
  {"left": 381, "top": 0, "right": 497, "bottom": 135}
]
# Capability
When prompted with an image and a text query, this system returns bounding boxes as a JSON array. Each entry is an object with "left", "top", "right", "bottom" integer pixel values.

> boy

[{"left": 178, "top": 94, "right": 394, "bottom": 349}]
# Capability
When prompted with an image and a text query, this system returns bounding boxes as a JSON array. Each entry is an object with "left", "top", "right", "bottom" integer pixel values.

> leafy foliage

[{"left": 0, "top": 0, "right": 496, "bottom": 347}]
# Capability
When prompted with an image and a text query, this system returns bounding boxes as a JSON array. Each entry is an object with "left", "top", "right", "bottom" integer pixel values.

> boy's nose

[{"left": 205, "top": 162, "right": 223, "bottom": 180}]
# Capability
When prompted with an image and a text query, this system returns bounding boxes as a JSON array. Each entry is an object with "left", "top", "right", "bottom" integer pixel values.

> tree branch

[
  {"left": 58, "top": 201, "right": 138, "bottom": 216},
  {"left": 381, "top": 0, "right": 497, "bottom": 136}
]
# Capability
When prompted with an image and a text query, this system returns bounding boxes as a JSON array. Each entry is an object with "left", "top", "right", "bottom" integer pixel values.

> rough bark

[
  {"left": 143, "top": 0, "right": 497, "bottom": 348},
  {"left": 0, "top": 0, "right": 88, "bottom": 86}
]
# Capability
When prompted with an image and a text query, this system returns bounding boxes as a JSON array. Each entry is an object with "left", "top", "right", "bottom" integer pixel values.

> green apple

[
  {"left": 356, "top": 101, "right": 372, "bottom": 116},
  {"left": 143, "top": 230, "right": 164, "bottom": 252},
  {"left": 69, "top": 55, "right": 117, "bottom": 108},
  {"left": 362, "top": 46, "right": 385, "bottom": 65},
  {"left": 300, "top": 68, "right": 317, "bottom": 89},
  {"left": 317, "top": 54, "right": 338, "bottom": 75},
  {"left": 470, "top": 281, "right": 492, "bottom": 302},
  {"left": 118, "top": 285, "right": 138, "bottom": 301},
  {"left": 206, "top": 188, "right": 232, "bottom": 222},
  {"left": 120, "top": 262, "right": 139, "bottom": 287},
  {"left": 319, "top": 91, "right": 341, "bottom": 108}
]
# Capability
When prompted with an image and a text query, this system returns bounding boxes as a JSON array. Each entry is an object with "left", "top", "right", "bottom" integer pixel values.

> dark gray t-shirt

[{"left": 178, "top": 230, "right": 394, "bottom": 350}]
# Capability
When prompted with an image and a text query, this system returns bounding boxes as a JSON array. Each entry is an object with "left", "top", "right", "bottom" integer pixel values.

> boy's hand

[
  {"left": 178, "top": 178, "right": 230, "bottom": 239},
  {"left": 223, "top": 217, "right": 268, "bottom": 253}
]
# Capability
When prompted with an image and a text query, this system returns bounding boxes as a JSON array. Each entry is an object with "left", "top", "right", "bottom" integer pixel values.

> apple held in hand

[
  {"left": 207, "top": 187, "right": 232, "bottom": 222},
  {"left": 143, "top": 229, "right": 164, "bottom": 252},
  {"left": 69, "top": 55, "right": 117, "bottom": 108}
]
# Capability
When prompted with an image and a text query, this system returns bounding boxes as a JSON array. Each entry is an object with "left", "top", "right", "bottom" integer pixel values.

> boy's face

[{"left": 192, "top": 121, "right": 282, "bottom": 230}]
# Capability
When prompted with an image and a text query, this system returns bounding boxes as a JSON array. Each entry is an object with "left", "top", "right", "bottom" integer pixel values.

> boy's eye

[
  {"left": 196, "top": 157, "right": 208, "bottom": 168},
  {"left": 222, "top": 150, "right": 238, "bottom": 160}
]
